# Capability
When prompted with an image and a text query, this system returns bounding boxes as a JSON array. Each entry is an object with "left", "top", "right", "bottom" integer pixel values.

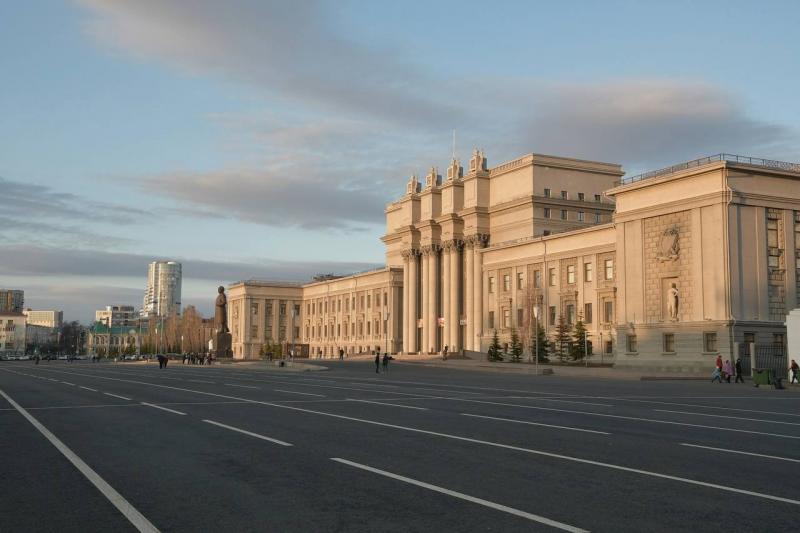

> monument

[{"left": 214, "top": 286, "right": 232, "bottom": 358}]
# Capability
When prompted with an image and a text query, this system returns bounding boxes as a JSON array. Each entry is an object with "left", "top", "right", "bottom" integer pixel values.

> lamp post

[
  {"left": 384, "top": 309, "right": 390, "bottom": 355},
  {"left": 532, "top": 305, "right": 540, "bottom": 376},
  {"left": 600, "top": 331, "right": 604, "bottom": 366}
]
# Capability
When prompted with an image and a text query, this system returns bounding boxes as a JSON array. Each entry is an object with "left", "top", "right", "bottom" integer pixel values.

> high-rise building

[
  {"left": 0, "top": 289, "right": 24, "bottom": 313},
  {"left": 23, "top": 309, "right": 63, "bottom": 329},
  {"left": 95, "top": 305, "right": 137, "bottom": 327},
  {"left": 142, "top": 261, "right": 182, "bottom": 317}
]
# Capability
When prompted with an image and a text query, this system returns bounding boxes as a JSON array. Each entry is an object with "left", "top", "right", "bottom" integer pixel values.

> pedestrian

[
  {"left": 382, "top": 352, "right": 389, "bottom": 373},
  {"left": 735, "top": 357, "right": 745, "bottom": 383},
  {"left": 791, "top": 359, "right": 800, "bottom": 384},
  {"left": 443, "top": 345, "right": 448, "bottom": 361},
  {"left": 339, "top": 348, "right": 344, "bottom": 360},
  {"left": 715, "top": 354, "right": 723, "bottom": 373},
  {"left": 375, "top": 352, "right": 380, "bottom": 373},
  {"left": 723, "top": 360, "right": 733, "bottom": 383},
  {"left": 711, "top": 365, "right": 722, "bottom": 383}
]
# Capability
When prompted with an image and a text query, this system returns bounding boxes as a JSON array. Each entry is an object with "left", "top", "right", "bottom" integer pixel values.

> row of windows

[
  {"left": 489, "top": 260, "right": 613, "bottom": 293},
  {"left": 304, "top": 318, "right": 388, "bottom": 340},
  {"left": 624, "top": 332, "right": 785, "bottom": 354},
  {"left": 543, "top": 189, "right": 602, "bottom": 203},
  {"left": 251, "top": 301, "right": 295, "bottom": 317},
  {"left": 306, "top": 292, "right": 389, "bottom": 316},
  {"left": 487, "top": 301, "right": 613, "bottom": 329},
  {"left": 542, "top": 208, "right": 603, "bottom": 223}
]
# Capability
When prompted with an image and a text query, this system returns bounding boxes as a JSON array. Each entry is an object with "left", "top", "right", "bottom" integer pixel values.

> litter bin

[{"left": 752, "top": 368, "right": 773, "bottom": 387}]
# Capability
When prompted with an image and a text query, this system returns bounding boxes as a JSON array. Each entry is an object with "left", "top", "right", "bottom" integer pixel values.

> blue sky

[{"left": 2, "top": 0, "right": 798, "bottom": 322}]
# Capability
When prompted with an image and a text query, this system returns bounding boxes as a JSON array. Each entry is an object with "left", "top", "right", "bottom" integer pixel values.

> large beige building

[{"left": 229, "top": 150, "right": 799, "bottom": 371}]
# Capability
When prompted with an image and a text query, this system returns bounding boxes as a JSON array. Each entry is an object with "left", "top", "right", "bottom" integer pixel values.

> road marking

[
  {"left": 461, "top": 413, "right": 611, "bottom": 435},
  {"left": 141, "top": 402, "right": 186, "bottom": 416},
  {"left": 79, "top": 386, "right": 98, "bottom": 392},
  {"left": 273, "top": 389, "right": 325, "bottom": 397},
  {"left": 331, "top": 458, "right": 588, "bottom": 532},
  {"left": 655, "top": 409, "right": 800, "bottom": 427},
  {"left": 350, "top": 382, "right": 398, "bottom": 388},
  {"left": 202, "top": 419, "right": 292, "bottom": 446},
  {"left": 225, "top": 383, "right": 259, "bottom": 389},
  {"left": 680, "top": 443, "right": 800, "bottom": 464},
  {"left": 34, "top": 368, "right": 800, "bottom": 505},
  {"left": 187, "top": 380, "right": 214, "bottom": 384},
  {"left": 505, "top": 396, "right": 615, "bottom": 408},
  {"left": 347, "top": 399, "right": 429, "bottom": 411},
  {"left": 0, "top": 387, "right": 160, "bottom": 533},
  {"left": 104, "top": 393, "right": 132, "bottom": 401},
  {"left": 61, "top": 381, "right": 76, "bottom": 386}
]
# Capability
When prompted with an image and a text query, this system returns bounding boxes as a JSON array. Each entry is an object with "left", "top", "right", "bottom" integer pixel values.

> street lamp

[
  {"left": 532, "top": 305, "right": 540, "bottom": 376},
  {"left": 384, "top": 309, "right": 390, "bottom": 355}
]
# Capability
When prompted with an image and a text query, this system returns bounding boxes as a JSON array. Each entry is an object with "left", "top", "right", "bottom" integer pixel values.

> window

[
  {"left": 548, "top": 268, "right": 556, "bottom": 286},
  {"left": 627, "top": 334, "right": 638, "bottom": 353},
  {"left": 584, "top": 303, "right": 593, "bottom": 324},
  {"left": 774, "top": 333, "right": 785, "bottom": 351},
  {"left": 294, "top": 326, "right": 300, "bottom": 339},
  {"left": 578, "top": 211, "right": 585, "bottom": 222},
  {"left": 663, "top": 333, "right": 675, "bottom": 353},
  {"left": 367, "top": 295, "right": 371, "bottom": 308},
  {"left": 604, "top": 259, "right": 614, "bottom": 280},
  {"left": 266, "top": 302, "right": 273, "bottom": 315},
  {"left": 543, "top": 207, "right": 551, "bottom": 219},
  {"left": 307, "top": 303, "right": 311, "bottom": 315},
  {"left": 384, "top": 292, "right": 388, "bottom": 306},
  {"left": 251, "top": 303, "right": 258, "bottom": 315},
  {"left": 578, "top": 192, "right": 585, "bottom": 201},
  {"left": 595, "top": 213, "right": 601, "bottom": 223},
  {"left": 534, "top": 270, "right": 542, "bottom": 288},
  {"left": 566, "top": 304, "right": 575, "bottom": 325},
  {"left": 279, "top": 301, "right": 286, "bottom": 315},
  {"left": 488, "top": 311, "right": 495, "bottom": 329},
  {"left": 561, "top": 209, "right": 567, "bottom": 220},
  {"left": 503, "top": 274, "right": 511, "bottom": 292},
  {"left": 595, "top": 194, "right": 601, "bottom": 202},
  {"left": 517, "top": 272, "right": 524, "bottom": 290},
  {"left": 548, "top": 306, "right": 556, "bottom": 325},
  {"left": 360, "top": 295, "right": 365, "bottom": 309},
  {"left": 293, "top": 304, "right": 301, "bottom": 317},
  {"left": 604, "top": 300, "right": 614, "bottom": 323},
  {"left": 544, "top": 188, "right": 551, "bottom": 198},
  {"left": 561, "top": 190, "right": 568, "bottom": 199},
  {"left": 488, "top": 276, "right": 496, "bottom": 293},
  {"left": 703, "top": 332, "right": 717, "bottom": 352},
  {"left": 338, "top": 299, "right": 342, "bottom": 312},
  {"left": 503, "top": 308, "right": 511, "bottom": 328},
  {"left": 337, "top": 324, "right": 341, "bottom": 337},
  {"left": 584, "top": 262, "right": 593, "bottom": 282},
  {"left": 567, "top": 265, "right": 576, "bottom": 284},
  {"left": 367, "top": 321, "right": 371, "bottom": 335},
  {"left": 517, "top": 308, "right": 524, "bottom": 326},
  {"left": 279, "top": 326, "right": 286, "bottom": 340},
  {"left": 767, "top": 219, "right": 779, "bottom": 248},
  {"left": 605, "top": 340, "right": 613, "bottom": 354}
]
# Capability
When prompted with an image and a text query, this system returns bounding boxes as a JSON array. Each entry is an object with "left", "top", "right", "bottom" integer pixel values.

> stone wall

[{"left": 644, "top": 210, "right": 692, "bottom": 323}]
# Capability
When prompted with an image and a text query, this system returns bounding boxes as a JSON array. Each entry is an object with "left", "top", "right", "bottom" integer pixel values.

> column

[
  {"left": 449, "top": 243, "right": 460, "bottom": 351},
  {"left": 402, "top": 252, "right": 410, "bottom": 353},
  {"left": 472, "top": 236, "right": 484, "bottom": 352},
  {"left": 464, "top": 239, "right": 474, "bottom": 351},
  {"left": 428, "top": 246, "right": 439, "bottom": 353},
  {"left": 442, "top": 243, "right": 451, "bottom": 352},
  {"left": 408, "top": 252, "right": 418, "bottom": 353}
]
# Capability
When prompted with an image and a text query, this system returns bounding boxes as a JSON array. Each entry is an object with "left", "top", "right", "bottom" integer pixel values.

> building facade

[
  {"left": 142, "top": 261, "right": 182, "bottom": 317},
  {"left": 0, "top": 289, "right": 24, "bottom": 313},
  {"left": 0, "top": 312, "right": 26, "bottom": 356},
  {"left": 228, "top": 151, "right": 799, "bottom": 370},
  {"left": 23, "top": 309, "right": 63, "bottom": 329},
  {"left": 96, "top": 305, "right": 138, "bottom": 328}
]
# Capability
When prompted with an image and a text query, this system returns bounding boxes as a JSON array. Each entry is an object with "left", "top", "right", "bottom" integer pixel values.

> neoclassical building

[{"left": 229, "top": 150, "right": 799, "bottom": 371}]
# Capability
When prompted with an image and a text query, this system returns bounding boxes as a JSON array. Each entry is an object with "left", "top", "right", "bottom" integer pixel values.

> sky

[{"left": 2, "top": 0, "right": 799, "bottom": 323}]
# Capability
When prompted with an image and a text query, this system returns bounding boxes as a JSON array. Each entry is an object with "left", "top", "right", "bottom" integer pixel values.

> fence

[{"left": 738, "top": 342, "right": 787, "bottom": 379}]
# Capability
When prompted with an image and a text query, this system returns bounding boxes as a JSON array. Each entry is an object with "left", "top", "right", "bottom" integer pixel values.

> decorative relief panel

[{"left": 644, "top": 210, "right": 692, "bottom": 322}]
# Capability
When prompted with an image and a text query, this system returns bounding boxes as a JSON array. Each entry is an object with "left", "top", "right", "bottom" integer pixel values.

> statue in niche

[{"left": 667, "top": 283, "right": 679, "bottom": 321}]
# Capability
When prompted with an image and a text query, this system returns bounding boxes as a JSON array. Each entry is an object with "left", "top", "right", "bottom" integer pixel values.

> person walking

[
  {"left": 443, "top": 345, "right": 448, "bottom": 361},
  {"left": 723, "top": 360, "right": 733, "bottom": 383},
  {"left": 339, "top": 348, "right": 344, "bottom": 360},
  {"left": 711, "top": 365, "right": 722, "bottom": 383},
  {"left": 382, "top": 352, "right": 389, "bottom": 373},
  {"left": 735, "top": 357, "right": 745, "bottom": 383},
  {"left": 715, "top": 354, "right": 723, "bottom": 374},
  {"left": 791, "top": 359, "right": 800, "bottom": 384},
  {"left": 375, "top": 352, "right": 380, "bottom": 374}
]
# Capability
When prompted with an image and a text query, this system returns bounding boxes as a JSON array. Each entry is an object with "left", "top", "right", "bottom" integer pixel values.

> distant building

[
  {"left": 23, "top": 309, "right": 63, "bottom": 329},
  {"left": 96, "top": 305, "right": 137, "bottom": 328},
  {"left": 142, "top": 261, "right": 182, "bottom": 317},
  {"left": 0, "top": 312, "right": 26, "bottom": 356},
  {"left": 87, "top": 323, "right": 140, "bottom": 356},
  {"left": 0, "top": 289, "right": 24, "bottom": 313}
]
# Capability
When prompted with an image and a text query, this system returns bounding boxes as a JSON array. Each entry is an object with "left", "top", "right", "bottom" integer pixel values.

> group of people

[
  {"left": 711, "top": 355, "right": 744, "bottom": 383},
  {"left": 374, "top": 351, "right": 391, "bottom": 373},
  {"left": 182, "top": 353, "right": 211, "bottom": 366}
]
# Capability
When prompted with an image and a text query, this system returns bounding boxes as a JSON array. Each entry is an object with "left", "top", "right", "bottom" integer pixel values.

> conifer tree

[
  {"left": 553, "top": 315, "right": 573, "bottom": 362},
  {"left": 488, "top": 329, "right": 503, "bottom": 361},
  {"left": 571, "top": 315, "right": 588, "bottom": 360},
  {"left": 510, "top": 328, "right": 523, "bottom": 362}
]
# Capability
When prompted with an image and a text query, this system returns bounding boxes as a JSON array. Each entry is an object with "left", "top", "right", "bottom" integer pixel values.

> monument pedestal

[{"left": 215, "top": 332, "right": 232, "bottom": 359}]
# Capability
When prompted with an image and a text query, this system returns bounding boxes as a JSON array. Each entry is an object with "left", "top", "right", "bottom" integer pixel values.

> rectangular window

[
  {"left": 604, "top": 259, "right": 614, "bottom": 280},
  {"left": 604, "top": 300, "right": 614, "bottom": 323},
  {"left": 503, "top": 274, "right": 511, "bottom": 292},
  {"left": 663, "top": 333, "right": 675, "bottom": 353},
  {"left": 578, "top": 192, "right": 585, "bottom": 202},
  {"left": 488, "top": 311, "right": 495, "bottom": 329},
  {"left": 517, "top": 308, "right": 524, "bottom": 326},
  {"left": 251, "top": 303, "right": 258, "bottom": 315},
  {"left": 548, "top": 306, "right": 556, "bottom": 325},
  {"left": 367, "top": 321, "right": 371, "bottom": 335},
  {"left": 595, "top": 194, "right": 601, "bottom": 202},
  {"left": 279, "top": 301, "right": 286, "bottom": 316},
  {"left": 338, "top": 299, "right": 341, "bottom": 312},
  {"left": 250, "top": 326, "right": 258, "bottom": 339},
  {"left": 605, "top": 340, "right": 613, "bottom": 354},
  {"left": 307, "top": 303, "right": 311, "bottom": 315},
  {"left": 384, "top": 292, "right": 388, "bottom": 306},
  {"left": 489, "top": 276, "right": 496, "bottom": 293},
  {"left": 703, "top": 332, "right": 717, "bottom": 352},
  {"left": 543, "top": 207, "right": 551, "bottom": 219},
  {"left": 767, "top": 219, "right": 779, "bottom": 248},
  {"left": 503, "top": 308, "right": 511, "bottom": 328},
  {"left": 578, "top": 211, "right": 585, "bottom": 222},
  {"left": 584, "top": 303, "right": 592, "bottom": 324},
  {"left": 548, "top": 268, "right": 556, "bottom": 286},
  {"left": 544, "top": 188, "right": 551, "bottom": 198},
  {"left": 293, "top": 304, "right": 301, "bottom": 317},
  {"left": 561, "top": 190, "right": 568, "bottom": 199},
  {"left": 294, "top": 326, "right": 300, "bottom": 339},
  {"left": 367, "top": 295, "right": 371, "bottom": 308},
  {"left": 534, "top": 270, "right": 541, "bottom": 288},
  {"left": 595, "top": 213, "right": 601, "bottom": 223},
  {"left": 584, "top": 262, "right": 593, "bottom": 282},
  {"left": 517, "top": 272, "right": 524, "bottom": 290},
  {"left": 266, "top": 302, "right": 273, "bottom": 315},
  {"left": 627, "top": 334, "right": 638, "bottom": 353},
  {"left": 561, "top": 209, "right": 567, "bottom": 220},
  {"left": 567, "top": 265, "right": 576, "bottom": 284},
  {"left": 566, "top": 304, "right": 575, "bottom": 325}
]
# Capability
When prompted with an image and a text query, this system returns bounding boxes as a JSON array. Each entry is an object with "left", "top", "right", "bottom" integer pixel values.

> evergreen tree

[
  {"left": 510, "top": 328, "right": 523, "bottom": 362},
  {"left": 488, "top": 330, "right": 503, "bottom": 362},
  {"left": 571, "top": 315, "right": 588, "bottom": 360},
  {"left": 534, "top": 323, "right": 550, "bottom": 362},
  {"left": 553, "top": 315, "right": 573, "bottom": 362}
]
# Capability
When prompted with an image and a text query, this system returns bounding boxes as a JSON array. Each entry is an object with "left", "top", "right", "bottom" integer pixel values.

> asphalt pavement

[{"left": 1, "top": 359, "right": 799, "bottom": 532}]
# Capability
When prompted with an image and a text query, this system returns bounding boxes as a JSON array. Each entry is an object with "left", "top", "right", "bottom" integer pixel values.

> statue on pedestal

[
  {"left": 214, "top": 286, "right": 232, "bottom": 358},
  {"left": 667, "top": 283, "right": 679, "bottom": 321}
]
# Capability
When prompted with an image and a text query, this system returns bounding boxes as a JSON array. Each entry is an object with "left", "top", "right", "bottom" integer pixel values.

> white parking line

[
  {"left": 461, "top": 413, "right": 611, "bottom": 435},
  {"left": 655, "top": 409, "right": 800, "bottom": 427},
  {"left": 141, "top": 402, "right": 186, "bottom": 416},
  {"left": 79, "top": 386, "right": 98, "bottom": 392},
  {"left": 680, "top": 443, "right": 800, "bottom": 464},
  {"left": 347, "top": 399, "right": 429, "bottom": 411},
  {"left": 202, "top": 419, "right": 292, "bottom": 446},
  {"left": 61, "top": 381, "right": 76, "bottom": 386},
  {"left": 186, "top": 380, "right": 214, "bottom": 384},
  {"left": 331, "top": 457, "right": 588, "bottom": 533},
  {"left": 505, "top": 396, "right": 615, "bottom": 408},
  {"left": 273, "top": 389, "right": 325, "bottom": 397},
  {"left": 225, "top": 383, "right": 259, "bottom": 389},
  {"left": 0, "top": 387, "right": 159, "bottom": 532},
  {"left": 104, "top": 393, "right": 132, "bottom": 401}
]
